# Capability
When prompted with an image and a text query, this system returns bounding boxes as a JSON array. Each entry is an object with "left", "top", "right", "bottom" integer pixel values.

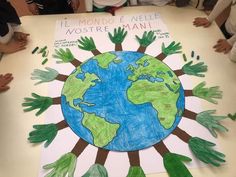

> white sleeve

[
  {"left": 129, "top": 0, "right": 138, "bottom": 5},
  {"left": 208, "top": 0, "right": 232, "bottom": 22},
  {"left": 229, "top": 41, "right": 236, "bottom": 62},
  {"left": 85, "top": 0, "right": 93, "bottom": 12},
  {"left": 227, "top": 34, "right": 236, "bottom": 46}
]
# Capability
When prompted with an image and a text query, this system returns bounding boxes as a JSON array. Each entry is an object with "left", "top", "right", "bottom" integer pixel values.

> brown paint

[
  {"left": 56, "top": 120, "right": 69, "bottom": 130},
  {"left": 172, "top": 127, "right": 191, "bottom": 143},
  {"left": 153, "top": 141, "right": 170, "bottom": 157},
  {"left": 174, "top": 69, "right": 184, "bottom": 77},
  {"left": 184, "top": 90, "right": 193, "bottom": 97},
  {"left": 115, "top": 44, "right": 123, "bottom": 51},
  {"left": 71, "top": 59, "right": 82, "bottom": 68},
  {"left": 52, "top": 97, "right": 61, "bottom": 104},
  {"left": 95, "top": 148, "right": 109, "bottom": 165},
  {"left": 183, "top": 109, "right": 197, "bottom": 120},
  {"left": 92, "top": 49, "right": 101, "bottom": 56},
  {"left": 137, "top": 46, "right": 146, "bottom": 53},
  {"left": 71, "top": 138, "right": 89, "bottom": 157},
  {"left": 128, "top": 151, "right": 140, "bottom": 166},
  {"left": 155, "top": 53, "right": 166, "bottom": 61},
  {"left": 56, "top": 74, "right": 68, "bottom": 82}
]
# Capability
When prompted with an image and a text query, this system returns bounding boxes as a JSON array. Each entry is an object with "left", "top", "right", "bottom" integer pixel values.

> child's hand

[
  {"left": 2, "top": 39, "right": 27, "bottom": 54},
  {"left": 71, "top": 0, "right": 80, "bottom": 12},
  {"left": 0, "top": 73, "right": 13, "bottom": 92},
  {"left": 193, "top": 17, "right": 211, "bottom": 27},
  {"left": 27, "top": 2, "right": 39, "bottom": 15},
  {"left": 213, "top": 39, "right": 232, "bottom": 54},
  {"left": 13, "top": 32, "right": 30, "bottom": 42}
]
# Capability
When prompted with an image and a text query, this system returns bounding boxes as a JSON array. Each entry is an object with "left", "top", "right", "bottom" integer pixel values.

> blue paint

[{"left": 61, "top": 51, "right": 185, "bottom": 151}]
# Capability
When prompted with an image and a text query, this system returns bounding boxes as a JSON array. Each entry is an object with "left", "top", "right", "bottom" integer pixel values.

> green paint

[
  {"left": 126, "top": 166, "right": 146, "bottom": 177},
  {"left": 127, "top": 55, "right": 180, "bottom": 129},
  {"left": 53, "top": 48, "right": 74, "bottom": 63},
  {"left": 182, "top": 53, "right": 187, "bottom": 62},
  {"left": 161, "top": 41, "right": 182, "bottom": 56},
  {"left": 163, "top": 153, "right": 192, "bottom": 177},
  {"left": 189, "top": 137, "right": 225, "bottom": 166},
  {"left": 108, "top": 27, "right": 127, "bottom": 44},
  {"left": 82, "top": 112, "right": 120, "bottom": 147},
  {"left": 31, "top": 67, "right": 59, "bottom": 85},
  {"left": 28, "top": 123, "right": 58, "bottom": 147},
  {"left": 78, "top": 36, "right": 96, "bottom": 51},
  {"left": 62, "top": 69, "right": 99, "bottom": 111},
  {"left": 82, "top": 164, "right": 108, "bottom": 177},
  {"left": 228, "top": 113, "right": 236, "bottom": 120},
  {"left": 22, "top": 93, "right": 53, "bottom": 116},
  {"left": 93, "top": 52, "right": 117, "bottom": 69},
  {"left": 193, "top": 82, "right": 222, "bottom": 104},
  {"left": 196, "top": 110, "right": 228, "bottom": 137},
  {"left": 42, "top": 58, "right": 48, "bottom": 65},
  {"left": 182, "top": 61, "right": 208, "bottom": 77},
  {"left": 38, "top": 46, "right": 47, "bottom": 54},
  {"left": 135, "top": 31, "right": 156, "bottom": 47},
  {"left": 32, "top": 46, "right": 39, "bottom": 54},
  {"left": 43, "top": 152, "right": 77, "bottom": 177}
]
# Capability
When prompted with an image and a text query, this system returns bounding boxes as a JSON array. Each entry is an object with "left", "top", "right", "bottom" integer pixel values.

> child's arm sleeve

[
  {"left": 85, "top": 0, "right": 93, "bottom": 12},
  {"left": 227, "top": 34, "right": 236, "bottom": 46},
  {"left": 25, "top": 0, "right": 34, "bottom": 4},
  {"left": 129, "top": 0, "right": 138, "bottom": 5},
  {"left": 208, "top": 0, "right": 232, "bottom": 22}
]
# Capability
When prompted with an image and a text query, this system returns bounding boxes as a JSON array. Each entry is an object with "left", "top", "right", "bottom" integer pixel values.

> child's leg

[
  {"left": 229, "top": 42, "right": 236, "bottom": 62},
  {"left": 37, "top": 0, "right": 73, "bottom": 14},
  {"left": 220, "top": 22, "right": 232, "bottom": 39}
]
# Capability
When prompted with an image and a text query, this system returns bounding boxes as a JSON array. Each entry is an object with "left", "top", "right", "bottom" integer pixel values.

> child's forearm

[
  {"left": 227, "top": 34, "right": 236, "bottom": 46},
  {"left": 208, "top": 0, "right": 232, "bottom": 22}
]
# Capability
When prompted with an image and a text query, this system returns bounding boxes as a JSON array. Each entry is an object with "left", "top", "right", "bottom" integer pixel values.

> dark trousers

[
  {"left": 36, "top": 0, "right": 74, "bottom": 15},
  {"left": 220, "top": 22, "right": 232, "bottom": 39}
]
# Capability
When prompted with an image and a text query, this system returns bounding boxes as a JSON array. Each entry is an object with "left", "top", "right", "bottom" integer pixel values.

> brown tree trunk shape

[
  {"left": 115, "top": 44, "right": 123, "bottom": 51},
  {"left": 92, "top": 49, "right": 101, "bottom": 56},
  {"left": 56, "top": 120, "right": 69, "bottom": 130},
  {"left": 172, "top": 127, "right": 191, "bottom": 143},
  {"left": 184, "top": 90, "right": 193, "bottom": 97},
  {"left": 183, "top": 109, "right": 197, "bottom": 120},
  {"left": 153, "top": 141, "right": 170, "bottom": 157},
  {"left": 71, "top": 138, "right": 89, "bottom": 157},
  {"left": 52, "top": 97, "right": 61, "bottom": 104},
  {"left": 137, "top": 46, "right": 146, "bottom": 53},
  {"left": 174, "top": 69, "right": 184, "bottom": 77},
  {"left": 56, "top": 74, "right": 68, "bottom": 82},
  {"left": 155, "top": 53, "right": 166, "bottom": 61},
  {"left": 128, "top": 151, "right": 140, "bottom": 166},
  {"left": 95, "top": 148, "right": 109, "bottom": 165},
  {"left": 71, "top": 59, "right": 82, "bottom": 68}
]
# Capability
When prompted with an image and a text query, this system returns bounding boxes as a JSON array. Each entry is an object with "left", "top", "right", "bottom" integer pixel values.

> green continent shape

[
  {"left": 62, "top": 68, "right": 99, "bottom": 111},
  {"left": 127, "top": 55, "right": 181, "bottom": 129},
  {"left": 93, "top": 52, "right": 117, "bottom": 69},
  {"left": 82, "top": 112, "right": 120, "bottom": 147},
  {"left": 128, "top": 55, "right": 180, "bottom": 93}
]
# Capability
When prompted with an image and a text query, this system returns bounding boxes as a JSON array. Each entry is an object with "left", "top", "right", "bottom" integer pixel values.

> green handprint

[
  {"left": 43, "top": 152, "right": 77, "bottom": 177},
  {"left": 135, "top": 31, "right": 156, "bottom": 47},
  {"left": 31, "top": 67, "right": 59, "bottom": 85},
  {"left": 82, "top": 164, "right": 108, "bottom": 177},
  {"left": 108, "top": 27, "right": 127, "bottom": 44},
  {"left": 162, "top": 41, "right": 182, "bottom": 56},
  {"left": 163, "top": 153, "right": 192, "bottom": 177},
  {"left": 228, "top": 113, "right": 236, "bottom": 120},
  {"left": 189, "top": 137, "right": 225, "bottom": 166},
  {"left": 126, "top": 166, "right": 146, "bottom": 177},
  {"left": 196, "top": 110, "right": 228, "bottom": 137},
  {"left": 53, "top": 48, "right": 74, "bottom": 63},
  {"left": 22, "top": 93, "right": 53, "bottom": 116},
  {"left": 193, "top": 82, "right": 222, "bottom": 104},
  {"left": 28, "top": 124, "right": 58, "bottom": 147},
  {"left": 78, "top": 36, "right": 96, "bottom": 51},
  {"left": 182, "top": 61, "right": 208, "bottom": 77}
]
